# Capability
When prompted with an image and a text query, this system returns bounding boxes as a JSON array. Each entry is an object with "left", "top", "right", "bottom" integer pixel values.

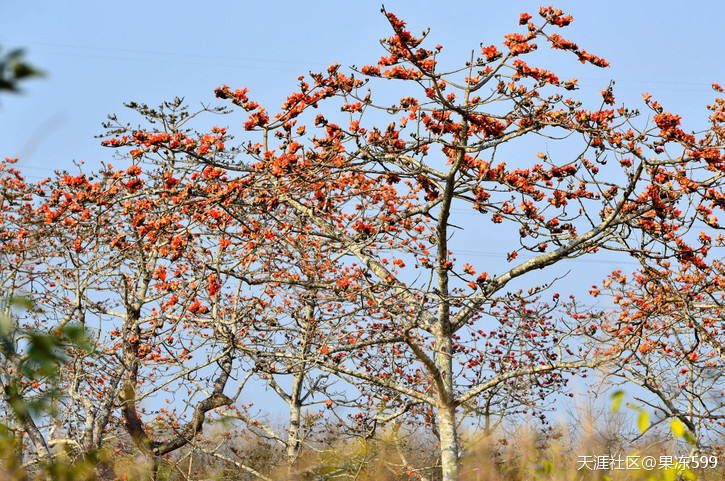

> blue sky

[{"left": 1, "top": 1, "right": 723, "bottom": 179}]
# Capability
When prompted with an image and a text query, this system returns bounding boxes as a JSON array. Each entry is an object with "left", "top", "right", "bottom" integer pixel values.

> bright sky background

[{"left": 1, "top": 1, "right": 724, "bottom": 417}]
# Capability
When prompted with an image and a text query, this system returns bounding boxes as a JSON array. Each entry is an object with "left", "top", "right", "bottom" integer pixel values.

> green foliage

[
  {"left": 0, "top": 297, "right": 100, "bottom": 479},
  {"left": 1, "top": 297, "right": 94, "bottom": 416},
  {"left": 0, "top": 46, "right": 43, "bottom": 95}
]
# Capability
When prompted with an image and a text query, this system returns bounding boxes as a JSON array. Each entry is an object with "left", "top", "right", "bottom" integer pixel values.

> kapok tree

[
  {"left": 0, "top": 154, "right": 268, "bottom": 478},
  {"left": 0, "top": 160, "right": 58, "bottom": 466},
  {"left": 589, "top": 83, "right": 725, "bottom": 454},
  {"left": 594, "top": 261, "right": 725, "bottom": 454},
  {"left": 0, "top": 160, "right": 128, "bottom": 479},
  {"left": 101, "top": 99, "right": 360, "bottom": 477},
  {"left": 103, "top": 8, "right": 725, "bottom": 480}
]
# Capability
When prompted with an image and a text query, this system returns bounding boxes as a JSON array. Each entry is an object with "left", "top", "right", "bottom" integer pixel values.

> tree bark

[
  {"left": 287, "top": 393, "right": 302, "bottom": 477},
  {"left": 287, "top": 369, "right": 304, "bottom": 460},
  {"left": 435, "top": 327, "right": 459, "bottom": 481},
  {"left": 437, "top": 401, "right": 460, "bottom": 481}
]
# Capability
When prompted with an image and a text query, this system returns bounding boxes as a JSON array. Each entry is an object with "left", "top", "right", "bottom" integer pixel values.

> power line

[
  {"left": 6, "top": 40, "right": 331, "bottom": 73},
  {"left": 11, "top": 40, "right": 325, "bottom": 67},
  {"left": 5, "top": 40, "right": 718, "bottom": 94}
]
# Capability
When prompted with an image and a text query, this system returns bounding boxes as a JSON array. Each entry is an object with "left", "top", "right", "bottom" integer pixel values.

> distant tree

[
  {"left": 101, "top": 99, "right": 356, "bottom": 478},
  {"left": 596, "top": 259, "right": 725, "bottom": 453},
  {"left": 588, "top": 82, "right": 725, "bottom": 455},
  {"left": 0, "top": 160, "right": 105, "bottom": 479},
  {"left": 0, "top": 154, "right": 257, "bottom": 479}
]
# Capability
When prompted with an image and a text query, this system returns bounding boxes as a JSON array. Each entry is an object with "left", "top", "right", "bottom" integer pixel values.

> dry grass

[{"left": 3, "top": 407, "right": 725, "bottom": 480}]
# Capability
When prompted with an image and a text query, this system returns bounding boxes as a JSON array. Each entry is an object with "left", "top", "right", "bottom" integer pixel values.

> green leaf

[
  {"left": 670, "top": 418, "right": 685, "bottom": 437},
  {"left": 61, "top": 324, "right": 93, "bottom": 352},
  {"left": 682, "top": 429, "right": 697, "bottom": 446},
  {"left": 611, "top": 390, "right": 625, "bottom": 413},
  {"left": 8, "top": 296, "right": 33, "bottom": 310},
  {"left": 12, "top": 62, "right": 37, "bottom": 79},
  {"left": 637, "top": 410, "right": 649, "bottom": 433}
]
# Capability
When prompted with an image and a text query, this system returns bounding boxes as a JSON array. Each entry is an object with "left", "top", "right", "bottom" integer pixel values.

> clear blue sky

[{"left": 1, "top": 1, "right": 723, "bottom": 179}]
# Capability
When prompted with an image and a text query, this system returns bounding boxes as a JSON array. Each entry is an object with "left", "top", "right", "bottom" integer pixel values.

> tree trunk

[
  {"left": 438, "top": 397, "right": 459, "bottom": 481},
  {"left": 434, "top": 262, "right": 459, "bottom": 481},
  {"left": 287, "top": 369, "right": 304, "bottom": 477},
  {"left": 435, "top": 322, "right": 459, "bottom": 481}
]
